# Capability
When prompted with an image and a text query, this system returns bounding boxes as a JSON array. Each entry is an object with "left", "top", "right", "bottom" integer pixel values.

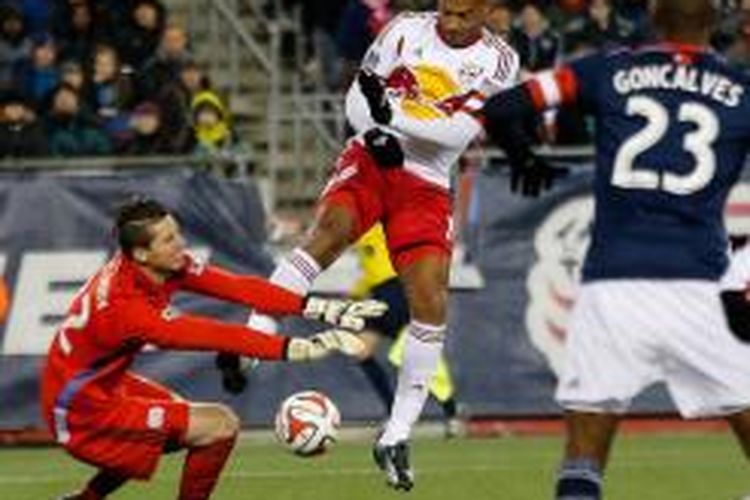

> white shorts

[{"left": 555, "top": 280, "right": 750, "bottom": 418}]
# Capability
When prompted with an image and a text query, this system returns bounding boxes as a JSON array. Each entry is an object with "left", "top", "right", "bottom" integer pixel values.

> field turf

[{"left": 0, "top": 432, "right": 747, "bottom": 499}]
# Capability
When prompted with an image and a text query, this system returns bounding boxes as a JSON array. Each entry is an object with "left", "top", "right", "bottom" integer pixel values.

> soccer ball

[{"left": 274, "top": 390, "right": 340, "bottom": 456}]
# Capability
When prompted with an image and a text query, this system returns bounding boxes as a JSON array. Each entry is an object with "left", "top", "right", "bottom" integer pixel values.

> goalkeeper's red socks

[{"left": 178, "top": 437, "right": 237, "bottom": 500}]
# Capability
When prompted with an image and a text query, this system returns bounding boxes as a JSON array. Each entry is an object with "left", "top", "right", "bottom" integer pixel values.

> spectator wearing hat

[
  {"left": 120, "top": 101, "right": 173, "bottom": 155},
  {"left": 13, "top": 32, "right": 60, "bottom": 106},
  {"left": 191, "top": 90, "right": 252, "bottom": 174},
  {"left": 45, "top": 83, "right": 111, "bottom": 156},
  {"left": 0, "top": 92, "right": 47, "bottom": 157},
  {"left": 0, "top": 5, "right": 32, "bottom": 91},
  {"left": 191, "top": 90, "right": 236, "bottom": 153}
]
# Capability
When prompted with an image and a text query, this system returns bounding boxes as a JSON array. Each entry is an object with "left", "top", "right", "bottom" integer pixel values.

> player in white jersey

[{"left": 238, "top": 0, "right": 555, "bottom": 491}]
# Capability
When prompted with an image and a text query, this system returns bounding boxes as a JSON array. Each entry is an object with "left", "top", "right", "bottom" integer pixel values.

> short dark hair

[{"left": 115, "top": 197, "right": 169, "bottom": 257}]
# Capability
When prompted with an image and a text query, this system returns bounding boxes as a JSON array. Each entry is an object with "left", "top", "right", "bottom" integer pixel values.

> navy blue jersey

[{"left": 528, "top": 44, "right": 750, "bottom": 281}]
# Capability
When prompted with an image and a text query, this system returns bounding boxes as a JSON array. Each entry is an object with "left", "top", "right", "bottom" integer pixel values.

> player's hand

[
  {"left": 510, "top": 153, "right": 568, "bottom": 197},
  {"left": 358, "top": 69, "right": 392, "bottom": 125},
  {"left": 363, "top": 128, "right": 404, "bottom": 168},
  {"left": 302, "top": 296, "right": 388, "bottom": 331},
  {"left": 286, "top": 329, "right": 366, "bottom": 361}
]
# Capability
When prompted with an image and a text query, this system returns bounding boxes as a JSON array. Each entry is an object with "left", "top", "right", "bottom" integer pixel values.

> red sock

[{"left": 178, "top": 437, "right": 237, "bottom": 500}]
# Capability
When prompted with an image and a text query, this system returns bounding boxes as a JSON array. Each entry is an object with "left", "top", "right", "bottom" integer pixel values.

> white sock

[
  {"left": 379, "top": 321, "right": 445, "bottom": 446},
  {"left": 247, "top": 248, "right": 322, "bottom": 334}
]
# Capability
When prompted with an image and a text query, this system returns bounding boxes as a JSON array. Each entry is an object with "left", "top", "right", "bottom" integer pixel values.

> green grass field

[{"left": 1, "top": 432, "right": 748, "bottom": 500}]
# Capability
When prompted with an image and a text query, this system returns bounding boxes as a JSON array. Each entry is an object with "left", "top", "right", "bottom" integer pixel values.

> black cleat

[
  {"left": 372, "top": 440, "right": 414, "bottom": 491},
  {"left": 215, "top": 352, "right": 248, "bottom": 394}
]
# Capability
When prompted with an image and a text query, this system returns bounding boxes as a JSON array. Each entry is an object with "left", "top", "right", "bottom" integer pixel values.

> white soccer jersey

[
  {"left": 345, "top": 11, "right": 519, "bottom": 189},
  {"left": 721, "top": 244, "right": 750, "bottom": 292}
]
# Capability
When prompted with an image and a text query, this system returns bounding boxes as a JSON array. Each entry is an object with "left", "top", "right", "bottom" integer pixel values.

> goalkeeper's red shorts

[
  {"left": 49, "top": 373, "right": 190, "bottom": 480},
  {"left": 319, "top": 140, "right": 453, "bottom": 270}
]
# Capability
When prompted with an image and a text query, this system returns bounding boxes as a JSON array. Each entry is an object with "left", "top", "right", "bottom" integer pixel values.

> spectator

[
  {"left": 120, "top": 101, "right": 173, "bottom": 155},
  {"left": 54, "top": 0, "right": 99, "bottom": 63},
  {"left": 299, "top": 0, "right": 349, "bottom": 91},
  {"left": 60, "top": 59, "right": 86, "bottom": 93},
  {"left": 486, "top": 1, "right": 514, "bottom": 40},
  {"left": 713, "top": 0, "right": 750, "bottom": 53},
  {"left": 510, "top": 2, "right": 561, "bottom": 74},
  {"left": 0, "top": 92, "right": 47, "bottom": 157},
  {"left": 45, "top": 83, "right": 111, "bottom": 156},
  {"left": 139, "top": 24, "right": 192, "bottom": 97},
  {"left": 191, "top": 90, "right": 248, "bottom": 159},
  {"left": 115, "top": 0, "right": 166, "bottom": 69},
  {"left": 13, "top": 32, "right": 60, "bottom": 106},
  {"left": 0, "top": 5, "right": 31, "bottom": 91},
  {"left": 563, "top": 0, "right": 643, "bottom": 53},
  {"left": 156, "top": 59, "right": 205, "bottom": 153},
  {"left": 336, "top": 0, "right": 394, "bottom": 88},
  {"left": 91, "top": 44, "right": 136, "bottom": 143}
]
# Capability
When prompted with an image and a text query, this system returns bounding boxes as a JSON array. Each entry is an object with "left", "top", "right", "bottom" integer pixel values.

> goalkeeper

[{"left": 42, "top": 197, "right": 384, "bottom": 500}]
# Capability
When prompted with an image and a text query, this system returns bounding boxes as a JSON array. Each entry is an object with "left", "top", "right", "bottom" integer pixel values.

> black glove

[
  {"left": 510, "top": 153, "right": 568, "bottom": 197},
  {"left": 364, "top": 128, "right": 404, "bottom": 168},
  {"left": 215, "top": 352, "right": 247, "bottom": 394},
  {"left": 358, "top": 70, "right": 392, "bottom": 125}
]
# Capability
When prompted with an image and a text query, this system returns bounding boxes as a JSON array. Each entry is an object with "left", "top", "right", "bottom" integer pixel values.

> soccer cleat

[
  {"left": 443, "top": 417, "right": 464, "bottom": 439},
  {"left": 215, "top": 353, "right": 259, "bottom": 394},
  {"left": 372, "top": 440, "right": 414, "bottom": 491}
]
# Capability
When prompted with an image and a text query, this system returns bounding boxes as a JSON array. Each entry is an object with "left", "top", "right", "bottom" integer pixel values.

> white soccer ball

[{"left": 274, "top": 390, "right": 341, "bottom": 456}]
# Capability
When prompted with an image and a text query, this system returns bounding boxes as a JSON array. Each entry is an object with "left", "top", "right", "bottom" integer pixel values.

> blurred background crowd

[
  {"left": 2, "top": 0, "right": 750, "bottom": 159},
  {"left": 0, "top": 0, "right": 247, "bottom": 158}
]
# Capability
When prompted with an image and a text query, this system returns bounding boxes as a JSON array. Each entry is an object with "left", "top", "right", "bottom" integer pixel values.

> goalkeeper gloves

[
  {"left": 303, "top": 296, "right": 387, "bottom": 330},
  {"left": 358, "top": 69, "right": 392, "bottom": 125},
  {"left": 286, "top": 329, "right": 366, "bottom": 361}
]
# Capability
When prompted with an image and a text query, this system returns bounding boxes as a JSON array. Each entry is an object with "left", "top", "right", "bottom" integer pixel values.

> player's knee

[
  {"left": 213, "top": 404, "right": 240, "bottom": 442},
  {"left": 408, "top": 286, "right": 447, "bottom": 323},
  {"left": 304, "top": 208, "right": 356, "bottom": 267}
]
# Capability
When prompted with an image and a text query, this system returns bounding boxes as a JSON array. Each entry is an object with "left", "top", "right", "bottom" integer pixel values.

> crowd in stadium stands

[
  {"left": 0, "top": 0, "right": 246, "bottom": 159},
  {"left": 292, "top": 0, "right": 750, "bottom": 145},
  {"left": 3, "top": 0, "right": 750, "bottom": 159}
]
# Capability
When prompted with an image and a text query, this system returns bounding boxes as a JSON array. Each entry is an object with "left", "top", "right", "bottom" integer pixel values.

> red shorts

[
  {"left": 54, "top": 373, "right": 189, "bottom": 480},
  {"left": 319, "top": 140, "right": 453, "bottom": 270}
]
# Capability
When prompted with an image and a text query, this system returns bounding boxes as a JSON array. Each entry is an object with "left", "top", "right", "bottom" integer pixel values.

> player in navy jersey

[{"left": 483, "top": 1, "right": 750, "bottom": 498}]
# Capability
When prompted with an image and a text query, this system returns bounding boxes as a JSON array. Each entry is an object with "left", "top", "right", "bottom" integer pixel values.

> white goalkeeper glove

[
  {"left": 285, "top": 329, "right": 366, "bottom": 361},
  {"left": 302, "top": 296, "right": 388, "bottom": 331}
]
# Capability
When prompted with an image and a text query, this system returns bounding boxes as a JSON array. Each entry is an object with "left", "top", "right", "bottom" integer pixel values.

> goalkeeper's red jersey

[{"left": 40, "top": 252, "right": 302, "bottom": 431}]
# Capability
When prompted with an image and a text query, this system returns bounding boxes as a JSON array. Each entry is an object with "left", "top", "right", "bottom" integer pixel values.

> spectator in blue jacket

[{"left": 13, "top": 32, "right": 60, "bottom": 106}]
